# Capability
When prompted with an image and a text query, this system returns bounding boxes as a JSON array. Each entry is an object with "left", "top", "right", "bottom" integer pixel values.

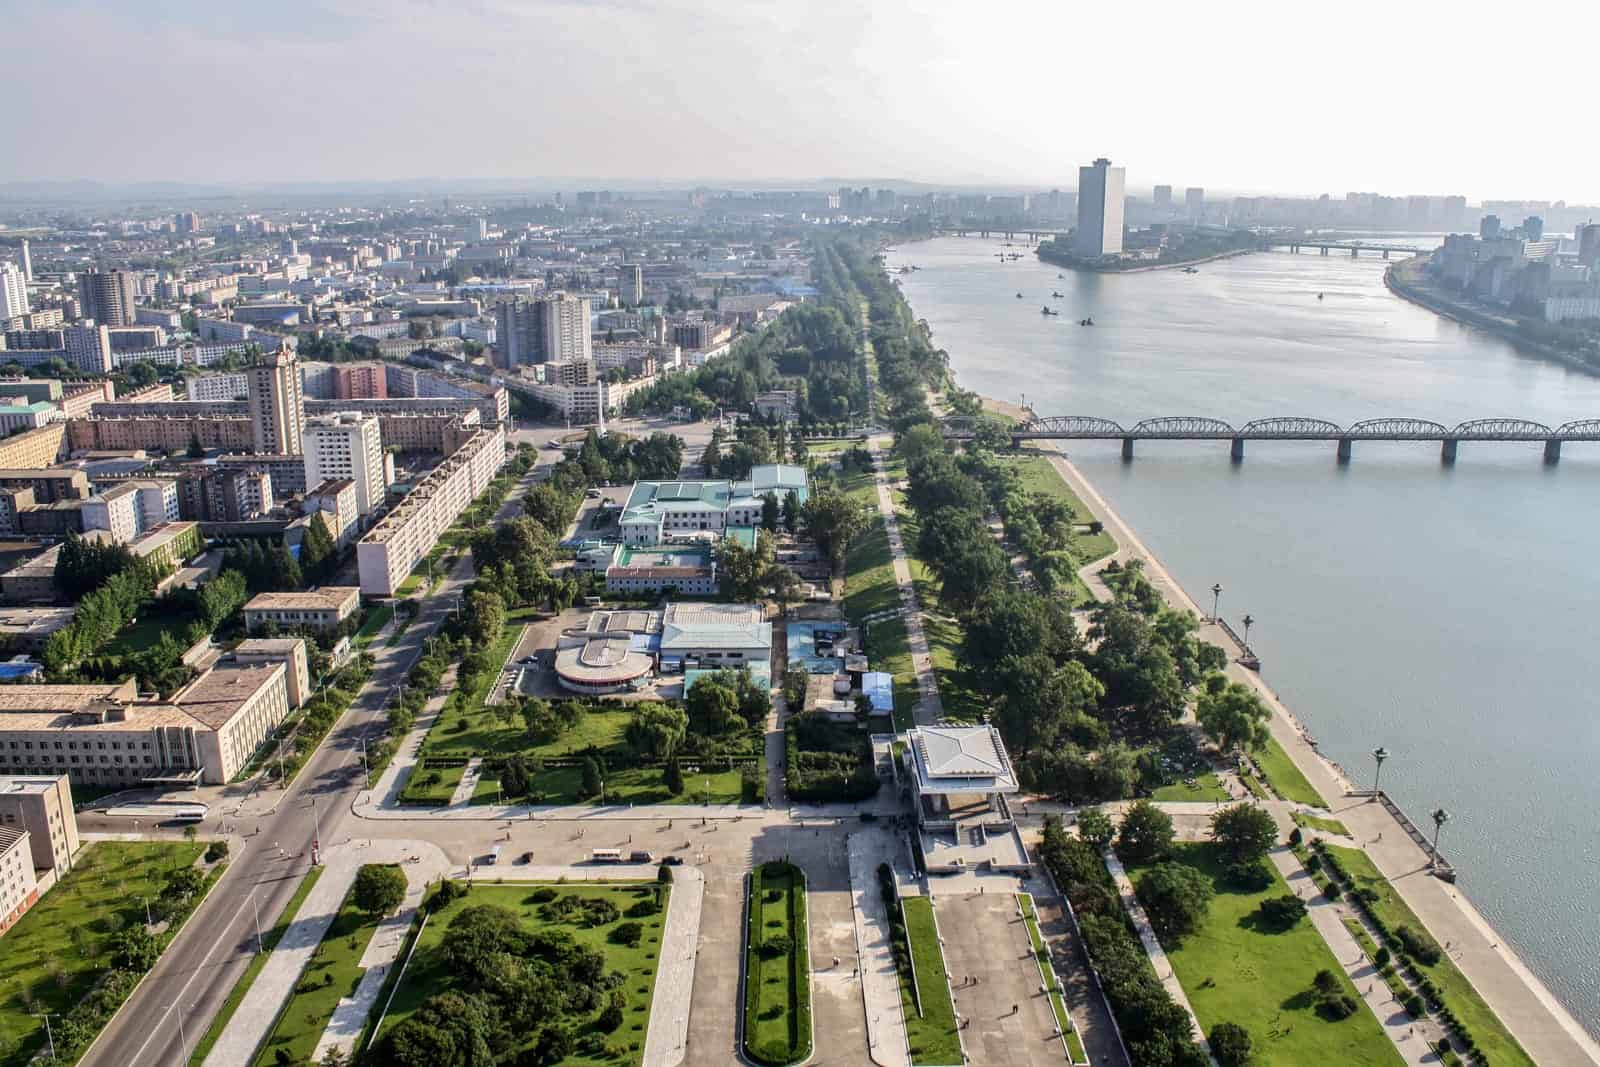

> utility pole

[
  {"left": 1210, "top": 583, "right": 1222, "bottom": 623},
  {"left": 31, "top": 1012, "right": 59, "bottom": 1061},
  {"left": 1370, "top": 746, "right": 1389, "bottom": 801},
  {"left": 251, "top": 890, "right": 263, "bottom": 952}
]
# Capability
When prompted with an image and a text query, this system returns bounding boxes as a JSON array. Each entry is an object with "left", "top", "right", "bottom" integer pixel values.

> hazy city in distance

[{"left": 0, "top": 4, "right": 1598, "bottom": 1067}]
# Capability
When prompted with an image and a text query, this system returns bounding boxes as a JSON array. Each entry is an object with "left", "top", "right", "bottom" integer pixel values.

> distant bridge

[
  {"left": 1259, "top": 239, "right": 1425, "bottom": 258},
  {"left": 939, "top": 415, "right": 1600, "bottom": 464}
]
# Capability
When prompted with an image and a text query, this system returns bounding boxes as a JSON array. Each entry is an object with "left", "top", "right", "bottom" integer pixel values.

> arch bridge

[{"left": 938, "top": 415, "right": 1600, "bottom": 464}]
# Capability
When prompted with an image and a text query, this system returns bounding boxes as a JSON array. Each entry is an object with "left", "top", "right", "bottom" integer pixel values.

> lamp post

[
  {"left": 311, "top": 797, "right": 322, "bottom": 865},
  {"left": 31, "top": 1012, "right": 59, "bottom": 1061},
  {"left": 171, "top": 1003, "right": 188, "bottom": 1062},
  {"left": 251, "top": 890, "right": 263, "bottom": 953},
  {"left": 1241, "top": 614, "right": 1255, "bottom": 648},
  {"left": 1209, "top": 583, "right": 1222, "bottom": 623},
  {"left": 1370, "top": 746, "right": 1389, "bottom": 802},
  {"left": 1429, "top": 808, "right": 1451, "bottom": 869},
  {"left": 359, "top": 735, "right": 369, "bottom": 789}
]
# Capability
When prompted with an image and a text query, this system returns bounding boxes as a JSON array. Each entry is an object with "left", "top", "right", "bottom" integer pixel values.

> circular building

[{"left": 554, "top": 635, "right": 654, "bottom": 695}]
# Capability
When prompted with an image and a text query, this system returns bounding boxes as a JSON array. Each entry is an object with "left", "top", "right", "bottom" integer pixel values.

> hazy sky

[{"left": 4, "top": 0, "right": 1597, "bottom": 202}]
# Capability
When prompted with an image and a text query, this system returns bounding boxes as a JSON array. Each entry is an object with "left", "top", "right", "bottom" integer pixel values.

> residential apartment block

[{"left": 242, "top": 587, "right": 360, "bottom": 633}]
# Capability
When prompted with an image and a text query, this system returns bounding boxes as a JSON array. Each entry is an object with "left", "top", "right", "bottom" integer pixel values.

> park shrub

[
  {"left": 205, "top": 839, "right": 229, "bottom": 863},
  {"left": 1395, "top": 924, "right": 1443, "bottom": 965},
  {"left": 657, "top": 864, "right": 673, "bottom": 884},
  {"left": 1223, "top": 859, "right": 1272, "bottom": 892},
  {"left": 609, "top": 921, "right": 644, "bottom": 947},
  {"left": 1209, "top": 1021, "right": 1254, "bottom": 1067},
  {"left": 1256, "top": 893, "right": 1307, "bottom": 930},
  {"left": 1403, "top": 992, "right": 1426, "bottom": 1018},
  {"left": 1322, "top": 880, "right": 1342, "bottom": 900},
  {"left": 1374, "top": 945, "right": 1391, "bottom": 966},
  {"left": 1287, "top": 826, "right": 1302, "bottom": 845},
  {"left": 626, "top": 898, "right": 660, "bottom": 918},
  {"left": 529, "top": 886, "right": 559, "bottom": 903},
  {"left": 761, "top": 933, "right": 794, "bottom": 958}
]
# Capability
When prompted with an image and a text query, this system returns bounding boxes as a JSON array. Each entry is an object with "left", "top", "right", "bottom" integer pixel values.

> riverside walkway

[
  {"left": 867, "top": 437, "right": 943, "bottom": 725},
  {"left": 1040, "top": 442, "right": 1600, "bottom": 1067}
]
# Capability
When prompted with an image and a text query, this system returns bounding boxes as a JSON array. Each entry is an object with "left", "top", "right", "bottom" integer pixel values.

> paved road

[
  {"left": 81, "top": 458, "right": 550, "bottom": 1067},
  {"left": 866, "top": 439, "right": 943, "bottom": 724}
]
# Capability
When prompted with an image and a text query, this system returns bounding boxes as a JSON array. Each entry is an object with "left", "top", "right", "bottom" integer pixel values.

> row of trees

[{"left": 42, "top": 554, "right": 174, "bottom": 676}]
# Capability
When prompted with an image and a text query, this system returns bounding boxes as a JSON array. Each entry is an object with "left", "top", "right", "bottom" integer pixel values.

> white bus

[{"left": 590, "top": 848, "right": 624, "bottom": 863}]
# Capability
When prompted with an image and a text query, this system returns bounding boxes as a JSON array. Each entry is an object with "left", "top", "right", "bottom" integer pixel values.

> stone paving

[
  {"left": 940, "top": 893, "right": 1068, "bottom": 1067},
  {"left": 867, "top": 439, "right": 943, "bottom": 725},
  {"left": 848, "top": 830, "right": 910, "bottom": 1067}
]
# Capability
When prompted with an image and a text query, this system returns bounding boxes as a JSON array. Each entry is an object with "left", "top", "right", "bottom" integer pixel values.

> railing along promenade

[{"left": 941, "top": 415, "right": 1600, "bottom": 464}]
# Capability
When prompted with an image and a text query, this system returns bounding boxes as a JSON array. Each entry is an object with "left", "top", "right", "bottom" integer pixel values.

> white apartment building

[
  {"left": 305, "top": 478, "right": 359, "bottom": 546},
  {"left": 1074, "top": 157, "right": 1126, "bottom": 258},
  {"left": 189, "top": 372, "right": 249, "bottom": 402},
  {"left": 0, "top": 263, "right": 27, "bottom": 321},
  {"left": 81, "top": 483, "right": 141, "bottom": 544},
  {"left": 0, "top": 774, "right": 79, "bottom": 879},
  {"left": 302, "top": 412, "right": 385, "bottom": 516},
  {"left": 128, "top": 479, "right": 179, "bottom": 530},
  {"left": 357, "top": 426, "right": 505, "bottom": 596},
  {"left": 0, "top": 826, "right": 38, "bottom": 935}
]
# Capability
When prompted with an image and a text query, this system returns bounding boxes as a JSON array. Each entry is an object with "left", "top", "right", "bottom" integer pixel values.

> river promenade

[{"left": 1028, "top": 432, "right": 1600, "bottom": 1067}]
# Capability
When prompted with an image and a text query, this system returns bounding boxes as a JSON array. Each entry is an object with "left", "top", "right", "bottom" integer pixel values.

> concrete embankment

[{"left": 1038, "top": 247, "right": 1253, "bottom": 275}]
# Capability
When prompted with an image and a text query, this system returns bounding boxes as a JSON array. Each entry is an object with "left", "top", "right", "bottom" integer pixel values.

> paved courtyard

[{"left": 939, "top": 893, "right": 1072, "bottom": 1067}]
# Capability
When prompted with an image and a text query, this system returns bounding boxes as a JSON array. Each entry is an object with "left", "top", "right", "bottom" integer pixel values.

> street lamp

[
  {"left": 251, "top": 890, "right": 264, "bottom": 953},
  {"left": 1429, "top": 808, "right": 1451, "bottom": 869},
  {"left": 31, "top": 1012, "right": 60, "bottom": 1061},
  {"left": 1209, "top": 583, "right": 1222, "bottom": 623},
  {"left": 1241, "top": 614, "right": 1255, "bottom": 648},
  {"left": 1370, "top": 747, "right": 1389, "bottom": 802},
  {"left": 170, "top": 1003, "right": 188, "bottom": 1062}
]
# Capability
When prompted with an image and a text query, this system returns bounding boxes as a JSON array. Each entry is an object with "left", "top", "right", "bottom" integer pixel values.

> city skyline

[{"left": 4, "top": 0, "right": 1600, "bottom": 202}]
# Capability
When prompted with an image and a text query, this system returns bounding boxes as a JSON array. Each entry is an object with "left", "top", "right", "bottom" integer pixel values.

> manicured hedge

[{"left": 743, "top": 862, "right": 812, "bottom": 1066}]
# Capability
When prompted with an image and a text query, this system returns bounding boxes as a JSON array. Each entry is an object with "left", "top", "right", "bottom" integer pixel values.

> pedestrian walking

[{"left": 1011, "top": 1003, "right": 1019, "bottom": 1016}]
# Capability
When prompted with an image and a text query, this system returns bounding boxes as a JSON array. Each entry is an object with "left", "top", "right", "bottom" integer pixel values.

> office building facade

[
  {"left": 496, "top": 293, "right": 592, "bottom": 368},
  {"left": 247, "top": 346, "right": 305, "bottom": 455}
]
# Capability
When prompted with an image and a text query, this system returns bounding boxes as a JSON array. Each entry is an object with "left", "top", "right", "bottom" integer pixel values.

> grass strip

[
  {"left": 900, "top": 896, "right": 961, "bottom": 1066},
  {"left": 1292, "top": 811, "right": 1350, "bottom": 837},
  {"left": 1019, "top": 893, "right": 1087, "bottom": 1063},
  {"left": 1252, "top": 734, "right": 1327, "bottom": 806},
  {"left": 188, "top": 866, "right": 324, "bottom": 1065},
  {"left": 743, "top": 861, "right": 812, "bottom": 1066}
]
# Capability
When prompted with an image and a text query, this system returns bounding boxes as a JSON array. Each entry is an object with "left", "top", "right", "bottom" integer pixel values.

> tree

[
  {"left": 1076, "top": 807, "right": 1115, "bottom": 850},
  {"left": 187, "top": 432, "right": 205, "bottom": 458},
  {"left": 760, "top": 492, "right": 780, "bottom": 533},
  {"left": 112, "top": 925, "right": 161, "bottom": 970},
  {"left": 767, "top": 565, "right": 803, "bottom": 617},
  {"left": 1256, "top": 893, "right": 1307, "bottom": 930},
  {"left": 802, "top": 490, "right": 869, "bottom": 571},
  {"left": 663, "top": 756, "right": 685, "bottom": 795},
  {"left": 781, "top": 489, "right": 800, "bottom": 534},
  {"left": 300, "top": 512, "right": 338, "bottom": 583},
  {"left": 1116, "top": 800, "right": 1174, "bottom": 865},
  {"left": 1209, "top": 1022, "right": 1253, "bottom": 1067},
  {"left": 624, "top": 702, "right": 688, "bottom": 759},
  {"left": 716, "top": 530, "right": 776, "bottom": 601},
  {"left": 686, "top": 679, "right": 740, "bottom": 735},
  {"left": 1195, "top": 675, "right": 1271, "bottom": 755},
  {"left": 1210, "top": 804, "right": 1278, "bottom": 865},
  {"left": 462, "top": 588, "right": 507, "bottom": 647},
  {"left": 1136, "top": 862, "right": 1214, "bottom": 942},
  {"left": 580, "top": 756, "right": 603, "bottom": 800},
  {"left": 500, "top": 755, "right": 532, "bottom": 798},
  {"left": 352, "top": 863, "right": 407, "bottom": 918},
  {"left": 992, "top": 654, "right": 1103, "bottom": 758}
]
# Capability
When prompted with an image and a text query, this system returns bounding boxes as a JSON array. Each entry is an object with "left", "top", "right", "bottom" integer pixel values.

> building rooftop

[
  {"left": 660, "top": 601, "right": 771, "bottom": 652},
  {"left": 621, "top": 480, "right": 732, "bottom": 525},
  {"left": 0, "top": 680, "right": 136, "bottom": 713},
  {"left": 0, "top": 607, "right": 75, "bottom": 641},
  {"left": 0, "top": 774, "right": 70, "bottom": 795},
  {"left": 171, "top": 662, "right": 285, "bottom": 730},
  {"left": 129, "top": 521, "right": 198, "bottom": 558},
  {"left": 0, "top": 826, "right": 25, "bottom": 852},
  {"left": 908, "top": 725, "right": 1018, "bottom": 795},
  {"left": 234, "top": 638, "right": 308, "bottom": 654},
  {"left": 243, "top": 587, "right": 360, "bottom": 613}
]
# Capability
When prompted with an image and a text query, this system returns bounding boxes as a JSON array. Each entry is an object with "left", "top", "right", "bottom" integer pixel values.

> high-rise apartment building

[
  {"left": 617, "top": 263, "right": 643, "bottom": 305},
  {"left": 0, "top": 263, "right": 27, "bottom": 321},
  {"left": 302, "top": 412, "right": 385, "bottom": 515},
  {"left": 76, "top": 269, "right": 139, "bottom": 327},
  {"left": 496, "top": 293, "right": 592, "bottom": 368},
  {"left": 18, "top": 240, "right": 31, "bottom": 283},
  {"left": 175, "top": 212, "right": 202, "bottom": 234},
  {"left": 333, "top": 363, "right": 387, "bottom": 399},
  {"left": 1152, "top": 185, "right": 1173, "bottom": 211},
  {"left": 1074, "top": 158, "right": 1126, "bottom": 259},
  {"left": 1185, "top": 187, "right": 1205, "bottom": 218},
  {"left": 247, "top": 346, "right": 306, "bottom": 455}
]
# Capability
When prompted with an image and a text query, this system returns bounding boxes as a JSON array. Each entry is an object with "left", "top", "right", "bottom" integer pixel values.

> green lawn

[
  {"left": 379, "top": 882, "right": 667, "bottom": 1065},
  {"left": 399, "top": 761, "right": 466, "bottom": 805},
  {"left": 472, "top": 765, "right": 750, "bottom": 806},
  {"left": 190, "top": 867, "right": 324, "bottom": 1065},
  {"left": 1292, "top": 811, "right": 1350, "bottom": 837},
  {"left": 417, "top": 623, "right": 531, "bottom": 757},
  {"left": 102, "top": 610, "right": 198, "bottom": 658},
  {"left": 1154, "top": 843, "right": 1402, "bottom": 1067},
  {"left": 899, "top": 896, "right": 961, "bottom": 1066},
  {"left": 744, "top": 862, "right": 812, "bottom": 1066},
  {"left": 1008, "top": 451, "right": 1117, "bottom": 563},
  {"left": 253, "top": 871, "right": 394, "bottom": 1066},
  {"left": 0, "top": 841, "right": 205, "bottom": 1064},
  {"left": 1150, "top": 772, "right": 1231, "bottom": 803},
  {"left": 1325, "top": 846, "right": 1535, "bottom": 1067},
  {"left": 1253, "top": 734, "right": 1328, "bottom": 807},
  {"left": 843, "top": 518, "right": 899, "bottom": 621},
  {"left": 921, "top": 612, "right": 985, "bottom": 722}
]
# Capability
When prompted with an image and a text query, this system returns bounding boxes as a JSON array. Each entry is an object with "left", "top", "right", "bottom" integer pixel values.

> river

[{"left": 889, "top": 236, "right": 1600, "bottom": 1036}]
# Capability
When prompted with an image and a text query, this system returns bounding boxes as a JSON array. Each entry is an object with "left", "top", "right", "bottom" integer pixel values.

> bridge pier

[
  {"left": 1121, "top": 437, "right": 1135, "bottom": 462},
  {"left": 1383, "top": 250, "right": 1391, "bottom": 259},
  {"left": 1544, "top": 439, "right": 1562, "bottom": 464},
  {"left": 1351, "top": 247, "right": 1359, "bottom": 257},
  {"left": 1230, "top": 437, "right": 1245, "bottom": 462},
  {"left": 1336, "top": 438, "right": 1352, "bottom": 463},
  {"left": 1441, "top": 438, "right": 1458, "bottom": 464},
  {"left": 1320, "top": 246, "right": 1329, "bottom": 256}
]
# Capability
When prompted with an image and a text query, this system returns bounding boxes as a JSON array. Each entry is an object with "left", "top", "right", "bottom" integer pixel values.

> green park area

[
  {"left": 743, "top": 862, "right": 812, "bottom": 1066},
  {"left": 898, "top": 896, "right": 961, "bottom": 1066},
  {"left": 1324, "top": 845, "right": 1535, "bottom": 1067},
  {"left": 0, "top": 841, "right": 209, "bottom": 1065},
  {"left": 251, "top": 868, "right": 400, "bottom": 1066},
  {"left": 377, "top": 880, "right": 669, "bottom": 1066},
  {"left": 1007, "top": 450, "right": 1117, "bottom": 563},
  {"left": 1150, "top": 772, "right": 1231, "bottom": 803},
  {"left": 190, "top": 867, "right": 325, "bottom": 1065},
  {"left": 1291, "top": 811, "right": 1350, "bottom": 837},
  {"left": 1251, "top": 734, "right": 1328, "bottom": 807},
  {"left": 1151, "top": 843, "right": 1402, "bottom": 1067}
]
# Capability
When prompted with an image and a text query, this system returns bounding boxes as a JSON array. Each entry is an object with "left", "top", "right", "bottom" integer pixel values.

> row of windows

[
  {"left": 7, "top": 739, "right": 150, "bottom": 751},
  {"left": 0, "top": 753, "right": 157, "bottom": 766}
]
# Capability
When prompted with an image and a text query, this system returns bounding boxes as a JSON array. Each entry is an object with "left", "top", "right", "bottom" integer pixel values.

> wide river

[{"left": 890, "top": 236, "right": 1600, "bottom": 1035}]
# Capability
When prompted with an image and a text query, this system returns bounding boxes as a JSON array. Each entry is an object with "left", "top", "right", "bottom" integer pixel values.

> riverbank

[
  {"left": 1011, "top": 427, "right": 1600, "bottom": 1067},
  {"left": 1385, "top": 257, "right": 1600, "bottom": 376},
  {"left": 1037, "top": 245, "right": 1254, "bottom": 275}
]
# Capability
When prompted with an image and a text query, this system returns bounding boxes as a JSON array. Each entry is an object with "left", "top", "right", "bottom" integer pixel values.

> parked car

[
  {"left": 629, "top": 850, "right": 655, "bottom": 863},
  {"left": 517, "top": 851, "right": 534, "bottom": 865},
  {"left": 661, "top": 855, "right": 684, "bottom": 866}
]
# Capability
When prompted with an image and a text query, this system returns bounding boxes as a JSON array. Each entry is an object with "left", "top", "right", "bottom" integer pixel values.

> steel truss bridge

[{"left": 940, "top": 415, "right": 1600, "bottom": 463}]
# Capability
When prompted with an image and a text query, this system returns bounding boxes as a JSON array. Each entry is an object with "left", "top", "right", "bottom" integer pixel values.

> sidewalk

[
  {"left": 1271, "top": 849, "right": 1436, "bottom": 1066},
  {"left": 1043, "top": 442, "right": 1600, "bottom": 1067},
  {"left": 1102, "top": 851, "right": 1215, "bottom": 1065},
  {"left": 866, "top": 439, "right": 943, "bottom": 725},
  {"left": 848, "top": 830, "right": 910, "bottom": 1067},
  {"left": 202, "top": 839, "right": 450, "bottom": 1067},
  {"left": 642, "top": 866, "right": 704, "bottom": 1067},
  {"left": 448, "top": 757, "right": 483, "bottom": 808}
]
